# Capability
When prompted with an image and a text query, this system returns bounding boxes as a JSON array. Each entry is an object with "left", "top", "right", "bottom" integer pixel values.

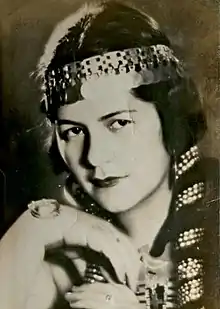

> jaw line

[{"left": 118, "top": 166, "right": 171, "bottom": 215}]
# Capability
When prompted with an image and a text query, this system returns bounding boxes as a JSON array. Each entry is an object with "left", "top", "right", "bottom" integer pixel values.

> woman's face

[{"left": 56, "top": 72, "right": 170, "bottom": 213}]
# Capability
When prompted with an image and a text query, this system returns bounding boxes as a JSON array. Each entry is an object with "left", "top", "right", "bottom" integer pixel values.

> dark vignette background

[{"left": 0, "top": 0, "right": 219, "bottom": 242}]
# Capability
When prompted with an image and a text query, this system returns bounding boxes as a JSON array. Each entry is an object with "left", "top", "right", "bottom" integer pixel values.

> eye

[
  {"left": 60, "top": 126, "right": 84, "bottom": 141},
  {"left": 108, "top": 119, "right": 133, "bottom": 132}
]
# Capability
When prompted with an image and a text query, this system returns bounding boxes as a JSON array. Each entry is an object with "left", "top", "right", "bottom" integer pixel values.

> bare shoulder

[
  {"left": 0, "top": 208, "right": 31, "bottom": 247},
  {"left": 1, "top": 198, "right": 78, "bottom": 243}
]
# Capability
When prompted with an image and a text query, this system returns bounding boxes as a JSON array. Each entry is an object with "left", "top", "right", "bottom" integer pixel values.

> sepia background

[{"left": 0, "top": 0, "right": 218, "bottom": 234}]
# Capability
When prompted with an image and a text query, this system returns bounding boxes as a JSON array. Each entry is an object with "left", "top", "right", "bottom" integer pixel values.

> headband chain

[{"left": 43, "top": 44, "right": 182, "bottom": 120}]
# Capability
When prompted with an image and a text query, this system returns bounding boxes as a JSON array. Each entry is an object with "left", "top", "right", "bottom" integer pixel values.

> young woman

[{"left": 0, "top": 1, "right": 217, "bottom": 309}]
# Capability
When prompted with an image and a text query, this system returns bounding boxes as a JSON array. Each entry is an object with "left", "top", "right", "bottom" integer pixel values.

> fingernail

[{"left": 65, "top": 292, "right": 73, "bottom": 299}]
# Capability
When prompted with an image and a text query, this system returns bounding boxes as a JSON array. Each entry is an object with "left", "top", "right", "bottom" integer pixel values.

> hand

[
  {"left": 37, "top": 203, "right": 140, "bottom": 291},
  {"left": 64, "top": 282, "right": 143, "bottom": 309}
]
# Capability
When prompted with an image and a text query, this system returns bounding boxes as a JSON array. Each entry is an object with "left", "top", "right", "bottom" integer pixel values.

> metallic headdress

[{"left": 42, "top": 44, "right": 183, "bottom": 122}]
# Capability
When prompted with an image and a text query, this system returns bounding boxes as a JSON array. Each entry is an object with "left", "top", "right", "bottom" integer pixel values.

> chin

[{"left": 94, "top": 194, "right": 137, "bottom": 214}]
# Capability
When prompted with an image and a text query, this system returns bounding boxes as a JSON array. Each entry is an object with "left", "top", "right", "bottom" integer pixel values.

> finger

[
  {"left": 69, "top": 296, "right": 112, "bottom": 309},
  {"left": 86, "top": 225, "right": 126, "bottom": 283},
  {"left": 70, "top": 282, "right": 110, "bottom": 294},
  {"left": 122, "top": 244, "right": 140, "bottom": 291},
  {"left": 101, "top": 267, "right": 117, "bottom": 283},
  {"left": 69, "top": 299, "right": 102, "bottom": 309},
  {"left": 65, "top": 291, "right": 106, "bottom": 305},
  {"left": 118, "top": 238, "right": 140, "bottom": 291},
  {"left": 102, "top": 223, "right": 141, "bottom": 291},
  {"left": 65, "top": 292, "right": 76, "bottom": 302},
  {"left": 69, "top": 300, "right": 85, "bottom": 309},
  {"left": 116, "top": 234, "right": 140, "bottom": 288},
  {"left": 67, "top": 292, "right": 114, "bottom": 309},
  {"left": 98, "top": 221, "right": 140, "bottom": 289},
  {"left": 65, "top": 292, "right": 90, "bottom": 305}
]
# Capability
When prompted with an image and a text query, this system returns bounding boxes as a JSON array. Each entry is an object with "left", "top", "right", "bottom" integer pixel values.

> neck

[{"left": 117, "top": 173, "right": 172, "bottom": 251}]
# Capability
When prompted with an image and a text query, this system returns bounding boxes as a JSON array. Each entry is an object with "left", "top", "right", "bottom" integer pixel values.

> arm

[
  {"left": 0, "top": 201, "right": 140, "bottom": 309},
  {"left": 0, "top": 210, "right": 42, "bottom": 309},
  {"left": 0, "top": 205, "right": 77, "bottom": 309}
]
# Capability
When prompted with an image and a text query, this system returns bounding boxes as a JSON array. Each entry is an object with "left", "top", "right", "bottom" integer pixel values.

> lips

[{"left": 90, "top": 176, "right": 125, "bottom": 188}]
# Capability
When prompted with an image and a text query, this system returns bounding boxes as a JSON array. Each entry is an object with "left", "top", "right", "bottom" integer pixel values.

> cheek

[
  {"left": 62, "top": 140, "right": 83, "bottom": 172},
  {"left": 121, "top": 123, "right": 168, "bottom": 171}
]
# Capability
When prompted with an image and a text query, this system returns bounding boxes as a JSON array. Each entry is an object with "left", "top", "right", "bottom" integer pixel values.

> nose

[{"left": 86, "top": 131, "right": 114, "bottom": 169}]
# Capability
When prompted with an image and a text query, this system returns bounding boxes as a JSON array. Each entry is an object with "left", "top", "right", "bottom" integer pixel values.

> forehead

[
  {"left": 80, "top": 71, "right": 143, "bottom": 98},
  {"left": 58, "top": 72, "right": 146, "bottom": 119}
]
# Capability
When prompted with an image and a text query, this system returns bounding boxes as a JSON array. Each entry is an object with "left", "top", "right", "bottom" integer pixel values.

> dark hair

[
  {"left": 48, "top": 1, "right": 206, "bottom": 173},
  {"left": 49, "top": 1, "right": 170, "bottom": 66}
]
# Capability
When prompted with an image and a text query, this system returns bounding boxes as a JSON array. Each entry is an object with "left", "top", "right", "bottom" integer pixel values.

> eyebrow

[
  {"left": 57, "top": 119, "right": 83, "bottom": 126},
  {"left": 57, "top": 109, "right": 137, "bottom": 127},
  {"left": 98, "top": 109, "right": 137, "bottom": 121}
]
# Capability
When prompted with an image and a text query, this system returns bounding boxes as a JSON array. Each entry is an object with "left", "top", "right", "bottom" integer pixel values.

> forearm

[
  {"left": 0, "top": 210, "right": 45, "bottom": 309},
  {"left": 0, "top": 205, "right": 78, "bottom": 309}
]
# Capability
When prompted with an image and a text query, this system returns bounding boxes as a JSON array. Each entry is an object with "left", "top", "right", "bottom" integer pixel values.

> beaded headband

[{"left": 42, "top": 44, "right": 182, "bottom": 121}]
